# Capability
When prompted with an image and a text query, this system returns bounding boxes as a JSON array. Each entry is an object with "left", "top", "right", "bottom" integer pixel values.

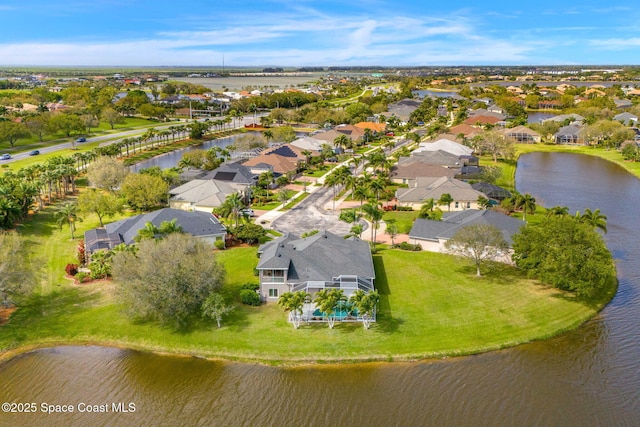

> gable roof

[
  {"left": 200, "top": 162, "right": 258, "bottom": 185},
  {"left": 390, "top": 163, "right": 457, "bottom": 180},
  {"left": 555, "top": 125, "right": 582, "bottom": 137},
  {"left": 409, "top": 209, "right": 524, "bottom": 245},
  {"left": 169, "top": 179, "right": 246, "bottom": 207},
  {"left": 400, "top": 150, "right": 464, "bottom": 167},
  {"left": 257, "top": 230, "right": 375, "bottom": 282},
  {"left": 414, "top": 138, "right": 474, "bottom": 156},
  {"left": 396, "top": 177, "right": 486, "bottom": 203},
  {"left": 449, "top": 123, "right": 482, "bottom": 137},
  {"left": 464, "top": 115, "right": 502, "bottom": 126},
  {"left": 614, "top": 112, "right": 638, "bottom": 123},
  {"left": 242, "top": 144, "right": 305, "bottom": 174},
  {"left": 354, "top": 121, "right": 387, "bottom": 132},
  {"left": 542, "top": 113, "right": 585, "bottom": 123},
  {"left": 290, "top": 136, "right": 325, "bottom": 152},
  {"left": 85, "top": 208, "right": 226, "bottom": 251}
]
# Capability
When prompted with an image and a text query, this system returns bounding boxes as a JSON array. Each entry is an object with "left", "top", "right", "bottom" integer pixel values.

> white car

[
  {"left": 241, "top": 209, "right": 255, "bottom": 217},
  {"left": 0, "top": 154, "right": 11, "bottom": 160}
]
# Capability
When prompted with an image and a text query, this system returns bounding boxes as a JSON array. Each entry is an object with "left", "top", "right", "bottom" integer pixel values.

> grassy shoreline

[{"left": 0, "top": 142, "right": 625, "bottom": 366}]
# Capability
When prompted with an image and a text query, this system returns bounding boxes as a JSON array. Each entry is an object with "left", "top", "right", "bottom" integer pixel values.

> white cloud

[{"left": 0, "top": 5, "right": 631, "bottom": 66}]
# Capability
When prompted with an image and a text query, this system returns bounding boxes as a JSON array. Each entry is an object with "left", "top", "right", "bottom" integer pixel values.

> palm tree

[
  {"left": 301, "top": 150, "right": 313, "bottom": 169},
  {"left": 349, "top": 290, "right": 380, "bottom": 329},
  {"left": 361, "top": 202, "right": 384, "bottom": 244},
  {"left": 158, "top": 218, "right": 183, "bottom": 235},
  {"left": 368, "top": 176, "right": 387, "bottom": 202},
  {"left": 517, "top": 193, "right": 536, "bottom": 221},
  {"left": 314, "top": 288, "right": 346, "bottom": 329},
  {"left": 546, "top": 205, "right": 569, "bottom": 217},
  {"left": 56, "top": 203, "right": 82, "bottom": 239},
  {"left": 333, "top": 134, "right": 351, "bottom": 152},
  {"left": 578, "top": 208, "right": 608, "bottom": 233},
  {"left": 135, "top": 221, "right": 160, "bottom": 241},
  {"left": 217, "top": 192, "right": 245, "bottom": 228},
  {"left": 278, "top": 291, "right": 310, "bottom": 329},
  {"left": 438, "top": 193, "right": 454, "bottom": 212}
]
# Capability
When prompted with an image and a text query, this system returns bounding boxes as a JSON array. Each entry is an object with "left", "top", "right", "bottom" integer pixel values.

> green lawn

[
  {"left": 382, "top": 210, "right": 419, "bottom": 234},
  {"left": 0, "top": 117, "right": 160, "bottom": 154},
  {"left": 0, "top": 242, "right": 612, "bottom": 364}
]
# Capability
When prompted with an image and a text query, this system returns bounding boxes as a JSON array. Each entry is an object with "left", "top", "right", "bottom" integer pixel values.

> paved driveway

[{"left": 270, "top": 185, "right": 354, "bottom": 236}]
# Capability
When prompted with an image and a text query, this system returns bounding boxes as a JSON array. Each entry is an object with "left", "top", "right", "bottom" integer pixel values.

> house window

[
  {"left": 269, "top": 288, "right": 278, "bottom": 298},
  {"left": 455, "top": 202, "right": 459, "bottom": 209},
  {"left": 467, "top": 202, "right": 471, "bottom": 208}
]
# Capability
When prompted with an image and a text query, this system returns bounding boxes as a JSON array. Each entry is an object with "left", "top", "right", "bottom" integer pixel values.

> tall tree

[
  {"left": 512, "top": 216, "right": 615, "bottom": 297},
  {"left": 444, "top": 224, "right": 510, "bottom": 277},
  {"left": 56, "top": 203, "right": 83, "bottom": 239},
  {"left": 87, "top": 156, "right": 130, "bottom": 192},
  {"left": 577, "top": 208, "right": 608, "bottom": 233},
  {"left": 77, "top": 188, "right": 123, "bottom": 226},
  {"left": 0, "top": 121, "right": 30, "bottom": 147},
  {"left": 438, "top": 193, "right": 454, "bottom": 212},
  {"left": 278, "top": 290, "right": 310, "bottom": 329},
  {"left": 313, "top": 288, "right": 346, "bottom": 329},
  {"left": 0, "top": 232, "right": 38, "bottom": 308},
  {"left": 349, "top": 289, "right": 380, "bottom": 329},
  {"left": 112, "top": 233, "right": 226, "bottom": 327},
  {"left": 120, "top": 173, "right": 169, "bottom": 211}
]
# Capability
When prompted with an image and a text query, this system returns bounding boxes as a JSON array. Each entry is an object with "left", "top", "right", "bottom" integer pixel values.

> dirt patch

[{"left": 0, "top": 307, "right": 17, "bottom": 326}]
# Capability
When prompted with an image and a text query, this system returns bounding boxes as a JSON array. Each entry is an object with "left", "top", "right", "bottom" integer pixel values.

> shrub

[
  {"left": 75, "top": 272, "right": 88, "bottom": 283},
  {"left": 241, "top": 283, "right": 259, "bottom": 291},
  {"left": 396, "top": 206, "right": 414, "bottom": 211},
  {"left": 240, "top": 289, "right": 261, "bottom": 306},
  {"left": 395, "top": 242, "right": 422, "bottom": 251},
  {"left": 214, "top": 239, "right": 226, "bottom": 250},
  {"left": 65, "top": 263, "right": 79, "bottom": 276},
  {"left": 234, "top": 223, "right": 267, "bottom": 245}
]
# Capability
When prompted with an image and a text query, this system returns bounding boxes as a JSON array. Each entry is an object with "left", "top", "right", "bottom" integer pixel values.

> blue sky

[{"left": 0, "top": 0, "right": 639, "bottom": 66}]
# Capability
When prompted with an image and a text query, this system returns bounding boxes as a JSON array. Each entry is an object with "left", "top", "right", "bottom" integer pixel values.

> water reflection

[{"left": 2, "top": 153, "right": 640, "bottom": 426}]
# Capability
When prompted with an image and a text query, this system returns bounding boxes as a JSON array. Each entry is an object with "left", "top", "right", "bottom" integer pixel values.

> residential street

[{"left": 268, "top": 184, "right": 354, "bottom": 236}]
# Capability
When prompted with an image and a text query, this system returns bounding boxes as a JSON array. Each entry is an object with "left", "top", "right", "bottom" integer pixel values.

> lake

[{"left": 1, "top": 153, "right": 639, "bottom": 426}]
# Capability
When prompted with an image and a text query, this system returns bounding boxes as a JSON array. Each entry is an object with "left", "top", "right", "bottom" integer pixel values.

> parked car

[
  {"left": 0, "top": 154, "right": 11, "bottom": 160},
  {"left": 241, "top": 209, "right": 255, "bottom": 217},
  {"left": 76, "top": 137, "right": 87, "bottom": 143},
  {"left": 29, "top": 150, "right": 40, "bottom": 156}
]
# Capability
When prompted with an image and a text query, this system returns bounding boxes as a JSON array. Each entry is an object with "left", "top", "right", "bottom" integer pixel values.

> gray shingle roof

[
  {"left": 257, "top": 230, "right": 375, "bottom": 282},
  {"left": 100, "top": 208, "right": 226, "bottom": 246},
  {"left": 396, "top": 177, "right": 486, "bottom": 203},
  {"left": 409, "top": 209, "right": 525, "bottom": 245}
]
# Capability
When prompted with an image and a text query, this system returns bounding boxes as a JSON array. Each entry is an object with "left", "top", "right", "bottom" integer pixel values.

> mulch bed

[{"left": 0, "top": 307, "right": 17, "bottom": 326}]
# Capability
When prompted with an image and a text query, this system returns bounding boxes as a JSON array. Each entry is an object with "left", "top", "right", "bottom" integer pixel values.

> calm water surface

[{"left": 2, "top": 153, "right": 640, "bottom": 426}]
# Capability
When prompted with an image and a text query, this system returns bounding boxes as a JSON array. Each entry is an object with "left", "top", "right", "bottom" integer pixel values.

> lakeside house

[
  {"left": 408, "top": 209, "right": 525, "bottom": 261},
  {"left": 242, "top": 144, "right": 307, "bottom": 176},
  {"left": 169, "top": 161, "right": 256, "bottom": 212},
  {"left": 256, "top": 230, "right": 375, "bottom": 303},
  {"left": 84, "top": 208, "right": 226, "bottom": 256}
]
